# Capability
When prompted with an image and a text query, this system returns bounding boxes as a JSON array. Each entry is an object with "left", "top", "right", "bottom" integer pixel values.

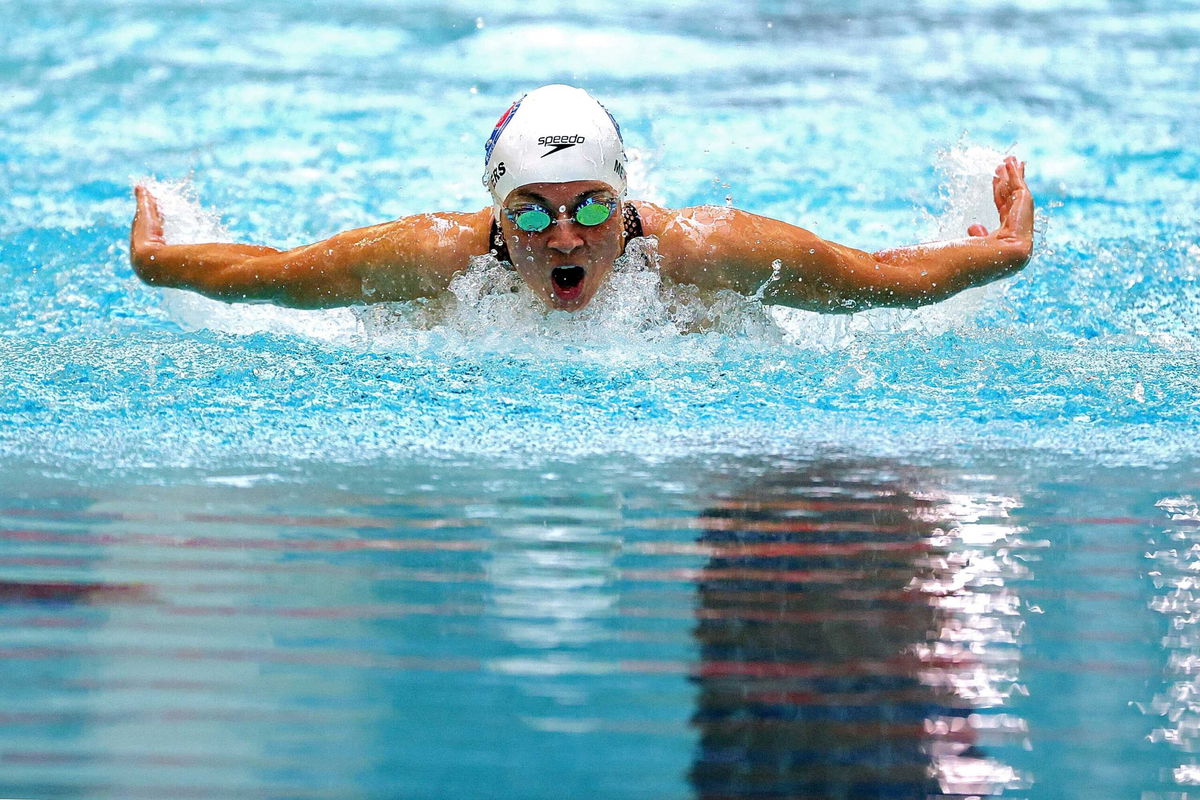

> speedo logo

[{"left": 538, "top": 134, "right": 585, "bottom": 157}]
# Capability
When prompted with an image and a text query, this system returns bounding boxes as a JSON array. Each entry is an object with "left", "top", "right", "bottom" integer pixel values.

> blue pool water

[{"left": 2, "top": 1, "right": 1200, "bottom": 797}]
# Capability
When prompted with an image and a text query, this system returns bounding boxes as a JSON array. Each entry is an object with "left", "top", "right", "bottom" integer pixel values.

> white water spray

[{"left": 140, "top": 177, "right": 361, "bottom": 341}]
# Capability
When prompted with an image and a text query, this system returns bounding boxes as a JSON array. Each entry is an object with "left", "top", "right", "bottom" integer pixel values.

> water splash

[
  {"left": 357, "top": 236, "right": 782, "bottom": 361},
  {"left": 1156, "top": 495, "right": 1200, "bottom": 522},
  {"left": 141, "top": 177, "right": 361, "bottom": 341},
  {"left": 141, "top": 177, "right": 229, "bottom": 244},
  {"left": 929, "top": 141, "right": 1009, "bottom": 241}
]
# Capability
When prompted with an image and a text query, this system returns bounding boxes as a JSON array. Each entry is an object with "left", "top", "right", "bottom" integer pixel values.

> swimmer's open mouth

[{"left": 551, "top": 266, "right": 586, "bottom": 299}]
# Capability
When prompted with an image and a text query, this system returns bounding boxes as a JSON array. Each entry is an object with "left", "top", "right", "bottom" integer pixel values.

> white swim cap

[{"left": 483, "top": 85, "right": 628, "bottom": 207}]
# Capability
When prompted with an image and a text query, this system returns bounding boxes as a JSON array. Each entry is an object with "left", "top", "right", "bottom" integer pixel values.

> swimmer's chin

[{"left": 543, "top": 293, "right": 593, "bottom": 312}]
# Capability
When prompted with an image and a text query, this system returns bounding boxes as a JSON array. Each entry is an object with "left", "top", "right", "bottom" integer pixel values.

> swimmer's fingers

[
  {"left": 992, "top": 163, "right": 1009, "bottom": 218},
  {"left": 995, "top": 158, "right": 1034, "bottom": 248},
  {"left": 131, "top": 185, "right": 166, "bottom": 254},
  {"left": 992, "top": 156, "right": 1021, "bottom": 219},
  {"left": 998, "top": 160, "right": 1036, "bottom": 253}
]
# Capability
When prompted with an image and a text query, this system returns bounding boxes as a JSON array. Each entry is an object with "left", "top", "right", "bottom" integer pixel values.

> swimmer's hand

[
  {"left": 130, "top": 184, "right": 167, "bottom": 267},
  {"left": 966, "top": 156, "right": 1033, "bottom": 259}
]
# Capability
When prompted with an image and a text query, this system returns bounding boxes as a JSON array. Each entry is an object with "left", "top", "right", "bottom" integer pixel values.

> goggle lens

[
  {"left": 514, "top": 209, "right": 552, "bottom": 232},
  {"left": 575, "top": 201, "right": 612, "bottom": 226}
]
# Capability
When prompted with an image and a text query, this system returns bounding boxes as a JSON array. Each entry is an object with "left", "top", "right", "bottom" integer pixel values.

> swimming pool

[{"left": 2, "top": 1, "right": 1199, "bottom": 797}]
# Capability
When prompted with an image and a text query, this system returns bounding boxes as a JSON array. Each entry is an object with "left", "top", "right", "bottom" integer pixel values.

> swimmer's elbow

[{"left": 130, "top": 244, "right": 167, "bottom": 285}]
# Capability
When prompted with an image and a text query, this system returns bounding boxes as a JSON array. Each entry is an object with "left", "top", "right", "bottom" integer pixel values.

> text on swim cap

[{"left": 487, "top": 162, "right": 506, "bottom": 191}]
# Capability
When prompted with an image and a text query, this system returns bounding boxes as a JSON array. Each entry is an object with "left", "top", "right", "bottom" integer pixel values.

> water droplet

[
  {"left": 475, "top": 16, "right": 485, "bottom": 28},
  {"left": 559, "top": 205, "right": 567, "bottom": 213}
]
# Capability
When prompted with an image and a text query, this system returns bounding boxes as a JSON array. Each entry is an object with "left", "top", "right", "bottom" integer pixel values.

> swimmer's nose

[{"left": 546, "top": 220, "right": 585, "bottom": 253}]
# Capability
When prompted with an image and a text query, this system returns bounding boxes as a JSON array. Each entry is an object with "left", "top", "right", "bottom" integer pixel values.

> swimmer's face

[{"left": 499, "top": 180, "right": 624, "bottom": 312}]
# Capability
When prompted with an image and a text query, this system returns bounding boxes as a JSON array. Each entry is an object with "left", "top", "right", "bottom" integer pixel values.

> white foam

[{"left": 356, "top": 236, "right": 781, "bottom": 361}]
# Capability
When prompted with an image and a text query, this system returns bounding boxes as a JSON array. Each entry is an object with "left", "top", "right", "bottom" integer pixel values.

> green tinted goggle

[{"left": 504, "top": 198, "right": 616, "bottom": 233}]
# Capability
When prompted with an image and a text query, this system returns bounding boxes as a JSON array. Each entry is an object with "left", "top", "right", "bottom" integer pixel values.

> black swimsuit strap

[
  {"left": 622, "top": 201, "right": 645, "bottom": 240},
  {"left": 489, "top": 203, "right": 644, "bottom": 267}
]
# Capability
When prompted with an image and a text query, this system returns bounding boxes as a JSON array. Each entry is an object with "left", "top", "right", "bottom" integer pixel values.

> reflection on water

[
  {"left": 6, "top": 458, "right": 1192, "bottom": 797},
  {"left": 1146, "top": 495, "right": 1200, "bottom": 793},
  {"left": 690, "top": 464, "right": 1030, "bottom": 799},
  {"left": 486, "top": 504, "right": 621, "bottom": 664}
]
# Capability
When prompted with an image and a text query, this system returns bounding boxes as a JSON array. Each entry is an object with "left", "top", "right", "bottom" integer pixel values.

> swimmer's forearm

[
  {"left": 758, "top": 234, "right": 1030, "bottom": 312},
  {"left": 132, "top": 242, "right": 381, "bottom": 308},
  {"left": 132, "top": 242, "right": 284, "bottom": 302},
  {"left": 859, "top": 156, "right": 1034, "bottom": 307},
  {"left": 869, "top": 235, "right": 1031, "bottom": 307},
  {"left": 132, "top": 243, "right": 278, "bottom": 290}
]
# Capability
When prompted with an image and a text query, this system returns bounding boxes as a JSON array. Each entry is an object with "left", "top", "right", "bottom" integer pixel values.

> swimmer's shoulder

[
  {"left": 627, "top": 200, "right": 762, "bottom": 287},
  {"left": 376, "top": 207, "right": 494, "bottom": 261},
  {"left": 628, "top": 200, "right": 740, "bottom": 240},
  {"left": 335, "top": 208, "right": 494, "bottom": 295},
  {"left": 628, "top": 200, "right": 670, "bottom": 238}
]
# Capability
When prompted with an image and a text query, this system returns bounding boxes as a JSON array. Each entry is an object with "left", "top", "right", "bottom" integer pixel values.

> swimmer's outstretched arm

[
  {"left": 645, "top": 157, "right": 1034, "bottom": 312},
  {"left": 129, "top": 186, "right": 491, "bottom": 308}
]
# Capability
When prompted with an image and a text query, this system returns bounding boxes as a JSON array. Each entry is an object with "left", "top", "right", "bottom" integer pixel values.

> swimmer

[{"left": 129, "top": 84, "right": 1034, "bottom": 313}]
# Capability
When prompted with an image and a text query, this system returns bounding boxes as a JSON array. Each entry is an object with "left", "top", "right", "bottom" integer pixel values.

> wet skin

[
  {"left": 129, "top": 157, "right": 1034, "bottom": 313},
  {"left": 498, "top": 180, "right": 625, "bottom": 311}
]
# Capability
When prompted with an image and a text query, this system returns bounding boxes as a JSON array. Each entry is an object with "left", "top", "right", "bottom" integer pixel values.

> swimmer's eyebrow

[{"left": 507, "top": 188, "right": 611, "bottom": 206}]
